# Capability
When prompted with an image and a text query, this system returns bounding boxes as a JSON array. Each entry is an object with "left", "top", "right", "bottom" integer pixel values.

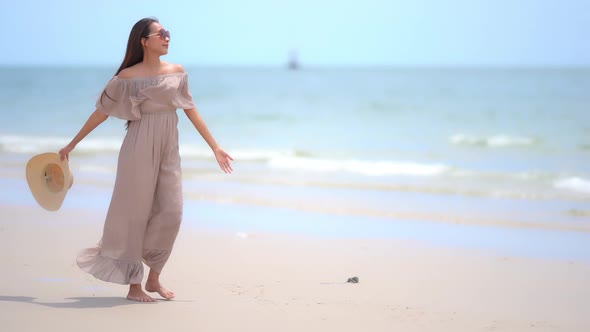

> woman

[{"left": 58, "top": 17, "right": 233, "bottom": 302}]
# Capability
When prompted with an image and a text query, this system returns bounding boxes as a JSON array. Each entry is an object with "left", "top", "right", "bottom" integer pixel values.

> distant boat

[{"left": 287, "top": 49, "right": 300, "bottom": 70}]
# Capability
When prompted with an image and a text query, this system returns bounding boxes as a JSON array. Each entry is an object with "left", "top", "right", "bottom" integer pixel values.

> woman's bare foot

[
  {"left": 145, "top": 269, "right": 175, "bottom": 300},
  {"left": 145, "top": 280, "right": 175, "bottom": 300},
  {"left": 127, "top": 284, "right": 155, "bottom": 302}
]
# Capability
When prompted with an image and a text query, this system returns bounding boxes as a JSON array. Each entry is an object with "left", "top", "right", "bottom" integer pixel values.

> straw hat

[{"left": 26, "top": 152, "right": 74, "bottom": 211}]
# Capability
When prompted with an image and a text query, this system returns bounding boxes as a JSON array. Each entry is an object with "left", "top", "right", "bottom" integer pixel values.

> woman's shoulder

[
  {"left": 163, "top": 62, "right": 186, "bottom": 74},
  {"left": 117, "top": 65, "right": 142, "bottom": 79}
]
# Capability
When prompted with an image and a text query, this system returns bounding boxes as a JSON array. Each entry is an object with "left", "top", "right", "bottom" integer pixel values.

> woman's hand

[
  {"left": 213, "top": 148, "right": 234, "bottom": 174},
  {"left": 58, "top": 143, "right": 75, "bottom": 161}
]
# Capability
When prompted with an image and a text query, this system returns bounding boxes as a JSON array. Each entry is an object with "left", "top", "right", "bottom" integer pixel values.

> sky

[{"left": 1, "top": 0, "right": 589, "bottom": 67}]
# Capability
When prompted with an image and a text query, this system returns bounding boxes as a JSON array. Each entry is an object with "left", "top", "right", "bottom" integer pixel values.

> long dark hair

[
  {"left": 101, "top": 17, "right": 159, "bottom": 129},
  {"left": 115, "top": 17, "right": 158, "bottom": 75}
]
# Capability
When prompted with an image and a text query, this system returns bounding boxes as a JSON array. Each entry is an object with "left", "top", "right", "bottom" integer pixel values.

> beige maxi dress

[{"left": 77, "top": 72, "right": 195, "bottom": 285}]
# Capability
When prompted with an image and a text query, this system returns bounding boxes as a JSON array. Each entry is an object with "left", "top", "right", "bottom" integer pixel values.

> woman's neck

[{"left": 142, "top": 52, "right": 161, "bottom": 71}]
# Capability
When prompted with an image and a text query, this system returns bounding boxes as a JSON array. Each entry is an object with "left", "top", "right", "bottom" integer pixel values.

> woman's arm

[
  {"left": 184, "top": 107, "right": 234, "bottom": 173},
  {"left": 58, "top": 109, "right": 108, "bottom": 161}
]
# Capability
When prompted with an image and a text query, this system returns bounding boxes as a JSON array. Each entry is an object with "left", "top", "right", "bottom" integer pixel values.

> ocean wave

[
  {"left": 0, "top": 135, "right": 67, "bottom": 153},
  {"left": 0, "top": 135, "right": 122, "bottom": 154},
  {"left": 180, "top": 146, "right": 299, "bottom": 161},
  {"left": 77, "top": 164, "right": 116, "bottom": 174},
  {"left": 554, "top": 177, "right": 590, "bottom": 194},
  {"left": 450, "top": 134, "right": 536, "bottom": 147},
  {"left": 269, "top": 157, "right": 450, "bottom": 176},
  {"left": 0, "top": 135, "right": 313, "bottom": 162}
]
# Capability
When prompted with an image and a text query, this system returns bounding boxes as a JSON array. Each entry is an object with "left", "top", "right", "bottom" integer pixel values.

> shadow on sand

[{"left": 0, "top": 295, "right": 161, "bottom": 308}]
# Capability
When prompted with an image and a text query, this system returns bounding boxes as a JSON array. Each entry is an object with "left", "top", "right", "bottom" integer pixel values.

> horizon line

[{"left": 1, "top": 63, "right": 589, "bottom": 70}]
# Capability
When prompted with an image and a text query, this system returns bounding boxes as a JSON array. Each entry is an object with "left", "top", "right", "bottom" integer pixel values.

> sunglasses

[{"left": 146, "top": 29, "right": 170, "bottom": 40}]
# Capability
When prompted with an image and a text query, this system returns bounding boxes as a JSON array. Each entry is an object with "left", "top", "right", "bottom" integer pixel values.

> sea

[{"left": 1, "top": 66, "right": 589, "bottom": 259}]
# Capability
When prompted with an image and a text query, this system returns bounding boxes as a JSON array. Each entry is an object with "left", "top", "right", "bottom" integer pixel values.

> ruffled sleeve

[
  {"left": 95, "top": 77, "right": 142, "bottom": 120},
  {"left": 171, "top": 73, "right": 195, "bottom": 110}
]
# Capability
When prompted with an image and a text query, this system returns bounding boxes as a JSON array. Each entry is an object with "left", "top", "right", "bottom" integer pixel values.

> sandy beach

[{"left": 1, "top": 203, "right": 589, "bottom": 332}]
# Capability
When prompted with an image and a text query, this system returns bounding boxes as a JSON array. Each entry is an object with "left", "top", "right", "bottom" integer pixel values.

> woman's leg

[
  {"left": 142, "top": 129, "right": 182, "bottom": 300},
  {"left": 78, "top": 119, "right": 161, "bottom": 302}
]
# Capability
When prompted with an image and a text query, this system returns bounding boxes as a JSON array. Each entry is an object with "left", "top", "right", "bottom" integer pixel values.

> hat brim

[{"left": 26, "top": 152, "right": 73, "bottom": 211}]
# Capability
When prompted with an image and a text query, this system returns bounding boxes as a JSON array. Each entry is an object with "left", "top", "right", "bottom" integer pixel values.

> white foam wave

[
  {"left": 269, "top": 157, "right": 450, "bottom": 176},
  {"left": 77, "top": 164, "right": 116, "bottom": 174},
  {"left": 179, "top": 145, "right": 295, "bottom": 160},
  {"left": 450, "top": 134, "right": 535, "bottom": 147},
  {"left": 0, "top": 135, "right": 299, "bottom": 162},
  {"left": 0, "top": 135, "right": 121, "bottom": 154},
  {"left": 554, "top": 177, "right": 590, "bottom": 194},
  {"left": 1, "top": 135, "right": 69, "bottom": 153}
]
